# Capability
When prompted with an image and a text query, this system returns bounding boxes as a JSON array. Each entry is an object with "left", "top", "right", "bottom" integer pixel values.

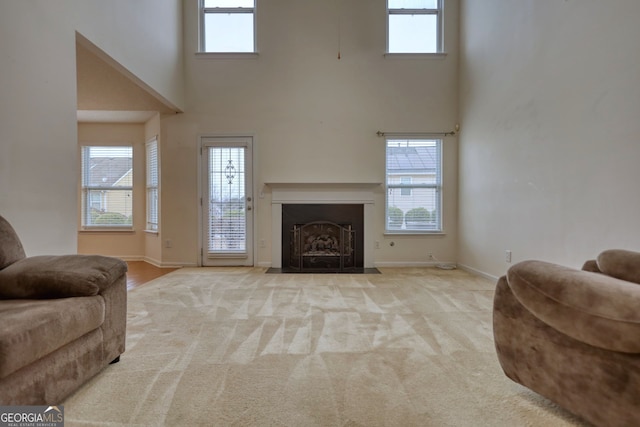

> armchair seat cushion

[
  {"left": 506, "top": 260, "right": 640, "bottom": 353},
  {"left": 0, "top": 296, "right": 105, "bottom": 379},
  {"left": 0, "top": 255, "right": 127, "bottom": 299}
]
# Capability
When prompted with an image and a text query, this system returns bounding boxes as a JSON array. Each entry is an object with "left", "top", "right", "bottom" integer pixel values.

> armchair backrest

[{"left": 0, "top": 215, "right": 26, "bottom": 270}]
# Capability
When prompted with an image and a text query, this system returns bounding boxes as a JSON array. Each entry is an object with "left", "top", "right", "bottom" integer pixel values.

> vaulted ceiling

[{"left": 76, "top": 37, "right": 178, "bottom": 123}]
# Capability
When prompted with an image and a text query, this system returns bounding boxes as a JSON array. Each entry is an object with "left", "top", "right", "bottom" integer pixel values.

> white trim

[
  {"left": 386, "top": 0, "right": 444, "bottom": 54},
  {"left": 79, "top": 228, "right": 134, "bottom": 233},
  {"left": 457, "top": 263, "right": 500, "bottom": 282},
  {"left": 384, "top": 52, "right": 447, "bottom": 60},
  {"left": 268, "top": 183, "right": 379, "bottom": 269},
  {"left": 199, "top": 135, "right": 255, "bottom": 267},
  {"left": 198, "top": 0, "right": 257, "bottom": 54},
  {"left": 195, "top": 52, "right": 259, "bottom": 59},
  {"left": 116, "top": 256, "right": 194, "bottom": 268},
  {"left": 375, "top": 261, "right": 446, "bottom": 268}
]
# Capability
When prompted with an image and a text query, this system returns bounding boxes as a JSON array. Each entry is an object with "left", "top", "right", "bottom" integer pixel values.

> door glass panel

[{"left": 207, "top": 147, "right": 246, "bottom": 254}]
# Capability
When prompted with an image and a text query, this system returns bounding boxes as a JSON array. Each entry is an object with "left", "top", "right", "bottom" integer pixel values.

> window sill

[
  {"left": 144, "top": 229, "right": 159, "bottom": 235},
  {"left": 195, "top": 52, "right": 259, "bottom": 60},
  {"left": 79, "top": 228, "right": 135, "bottom": 234},
  {"left": 384, "top": 52, "right": 448, "bottom": 60},
  {"left": 384, "top": 231, "right": 446, "bottom": 236}
]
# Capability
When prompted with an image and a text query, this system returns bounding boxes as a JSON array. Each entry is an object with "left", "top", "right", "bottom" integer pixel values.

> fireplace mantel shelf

[{"left": 264, "top": 182, "right": 382, "bottom": 188}]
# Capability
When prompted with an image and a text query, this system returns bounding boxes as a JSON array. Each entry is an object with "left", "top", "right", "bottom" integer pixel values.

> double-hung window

[
  {"left": 81, "top": 146, "right": 133, "bottom": 228},
  {"left": 146, "top": 137, "right": 159, "bottom": 232},
  {"left": 387, "top": 0, "right": 443, "bottom": 54},
  {"left": 200, "top": 0, "right": 255, "bottom": 53},
  {"left": 385, "top": 138, "right": 442, "bottom": 233}
]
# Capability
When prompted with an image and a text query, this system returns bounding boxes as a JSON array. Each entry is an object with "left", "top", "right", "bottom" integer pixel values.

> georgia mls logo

[{"left": 0, "top": 405, "right": 64, "bottom": 427}]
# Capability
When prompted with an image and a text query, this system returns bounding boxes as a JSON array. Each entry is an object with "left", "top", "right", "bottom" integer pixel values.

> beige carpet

[{"left": 63, "top": 267, "right": 587, "bottom": 426}]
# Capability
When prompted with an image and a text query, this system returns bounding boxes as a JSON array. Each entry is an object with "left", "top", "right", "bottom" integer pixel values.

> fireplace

[
  {"left": 267, "top": 182, "right": 380, "bottom": 271},
  {"left": 283, "top": 204, "right": 363, "bottom": 272}
]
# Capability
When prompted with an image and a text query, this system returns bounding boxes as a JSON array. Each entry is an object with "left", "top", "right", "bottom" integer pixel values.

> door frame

[{"left": 198, "top": 134, "right": 255, "bottom": 267}]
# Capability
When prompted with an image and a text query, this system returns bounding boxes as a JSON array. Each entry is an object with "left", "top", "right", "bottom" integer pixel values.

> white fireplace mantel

[
  {"left": 266, "top": 182, "right": 381, "bottom": 204},
  {"left": 266, "top": 182, "right": 381, "bottom": 268}
]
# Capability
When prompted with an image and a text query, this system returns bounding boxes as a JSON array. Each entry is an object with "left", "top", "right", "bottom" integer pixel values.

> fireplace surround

[{"left": 267, "top": 182, "right": 380, "bottom": 271}]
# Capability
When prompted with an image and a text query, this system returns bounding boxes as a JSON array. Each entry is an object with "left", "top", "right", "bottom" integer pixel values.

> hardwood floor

[{"left": 126, "top": 261, "right": 178, "bottom": 290}]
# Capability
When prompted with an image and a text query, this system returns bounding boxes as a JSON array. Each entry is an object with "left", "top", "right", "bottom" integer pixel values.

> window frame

[
  {"left": 199, "top": 0, "right": 256, "bottom": 54},
  {"left": 145, "top": 137, "right": 159, "bottom": 233},
  {"left": 386, "top": 0, "right": 444, "bottom": 55},
  {"left": 80, "top": 145, "right": 134, "bottom": 230},
  {"left": 385, "top": 137, "right": 443, "bottom": 234}
]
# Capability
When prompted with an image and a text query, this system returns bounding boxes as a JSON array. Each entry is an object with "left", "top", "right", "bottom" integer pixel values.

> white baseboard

[
  {"left": 257, "top": 261, "right": 272, "bottom": 268},
  {"left": 374, "top": 261, "right": 453, "bottom": 268},
  {"left": 457, "top": 263, "right": 499, "bottom": 282},
  {"left": 118, "top": 256, "right": 196, "bottom": 268}
]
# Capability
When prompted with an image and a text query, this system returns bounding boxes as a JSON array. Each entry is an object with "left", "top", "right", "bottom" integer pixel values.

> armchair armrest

[
  {"left": 507, "top": 260, "right": 640, "bottom": 353},
  {"left": 0, "top": 255, "right": 127, "bottom": 299}
]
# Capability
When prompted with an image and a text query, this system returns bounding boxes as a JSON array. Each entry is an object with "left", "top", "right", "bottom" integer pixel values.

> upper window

[
  {"left": 200, "top": 0, "right": 255, "bottom": 53},
  {"left": 146, "top": 138, "right": 159, "bottom": 232},
  {"left": 81, "top": 146, "right": 133, "bottom": 228},
  {"left": 386, "top": 138, "right": 442, "bottom": 233},
  {"left": 387, "top": 0, "right": 443, "bottom": 54}
]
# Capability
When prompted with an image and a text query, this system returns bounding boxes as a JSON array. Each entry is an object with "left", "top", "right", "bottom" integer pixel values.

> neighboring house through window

[
  {"left": 200, "top": 0, "right": 255, "bottom": 53},
  {"left": 81, "top": 146, "right": 133, "bottom": 228},
  {"left": 146, "top": 137, "right": 159, "bottom": 232},
  {"left": 386, "top": 138, "right": 442, "bottom": 232},
  {"left": 387, "top": 0, "right": 443, "bottom": 53}
]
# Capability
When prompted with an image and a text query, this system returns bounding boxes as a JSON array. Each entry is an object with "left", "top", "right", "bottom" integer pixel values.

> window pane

[
  {"left": 389, "top": 14, "right": 438, "bottom": 53},
  {"left": 81, "top": 146, "right": 133, "bottom": 227},
  {"left": 204, "top": 13, "right": 254, "bottom": 52},
  {"left": 147, "top": 188, "right": 159, "bottom": 230},
  {"left": 83, "top": 189, "right": 133, "bottom": 226},
  {"left": 388, "top": 0, "right": 438, "bottom": 9},
  {"left": 205, "top": 0, "right": 253, "bottom": 8},
  {"left": 146, "top": 140, "right": 158, "bottom": 186},
  {"left": 83, "top": 146, "right": 133, "bottom": 187},
  {"left": 386, "top": 139, "right": 441, "bottom": 232},
  {"left": 208, "top": 147, "right": 246, "bottom": 253}
]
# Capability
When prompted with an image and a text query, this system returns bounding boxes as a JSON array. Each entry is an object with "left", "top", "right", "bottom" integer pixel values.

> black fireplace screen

[{"left": 289, "top": 221, "right": 355, "bottom": 272}]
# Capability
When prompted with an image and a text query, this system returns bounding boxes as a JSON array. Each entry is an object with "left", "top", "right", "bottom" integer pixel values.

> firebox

[
  {"left": 281, "top": 204, "right": 364, "bottom": 273},
  {"left": 290, "top": 221, "right": 355, "bottom": 272}
]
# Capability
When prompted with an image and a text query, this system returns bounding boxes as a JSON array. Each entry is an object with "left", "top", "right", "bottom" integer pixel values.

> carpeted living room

[
  {"left": 2, "top": 0, "right": 640, "bottom": 426},
  {"left": 64, "top": 265, "right": 585, "bottom": 426}
]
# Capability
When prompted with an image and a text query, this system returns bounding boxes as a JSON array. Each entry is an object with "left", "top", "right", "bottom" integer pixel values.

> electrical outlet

[
  {"left": 165, "top": 239, "right": 173, "bottom": 248},
  {"left": 375, "top": 241, "right": 380, "bottom": 249},
  {"left": 428, "top": 252, "right": 434, "bottom": 260},
  {"left": 260, "top": 239, "right": 266, "bottom": 248},
  {"left": 505, "top": 250, "right": 512, "bottom": 263}
]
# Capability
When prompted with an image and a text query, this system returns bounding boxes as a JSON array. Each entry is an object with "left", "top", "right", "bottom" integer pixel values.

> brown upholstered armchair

[
  {"left": 493, "top": 249, "right": 640, "bottom": 427},
  {"left": 0, "top": 214, "right": 127, "bottom": 404}
]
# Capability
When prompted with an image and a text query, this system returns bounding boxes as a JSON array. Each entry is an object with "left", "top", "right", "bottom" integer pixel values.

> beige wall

[
  {"left": 158, "top": 0, "right": 460, "bottom": 266},
  {"left": 0, "top": 1, "right": 183, "bottom": 256},
  {"left": 458, "top": 0, "right": 640, "bottom": 278},
  {"left": 77, "top": 123, "right": 146, "bottom": 258}
]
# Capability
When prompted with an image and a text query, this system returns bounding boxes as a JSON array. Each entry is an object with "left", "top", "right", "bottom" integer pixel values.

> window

[
  {"left": 387, "top": 0, "right": 443, "bottom": 54},
  {"left": 146, "top": 138, "right": 159, "bottom": 232},
  {"left": 81, "top": 146, "right": 133, "bottom": 228},
  {"left": 200, "top": 0, "right": 255, "bottom": 53},
  {"left": 386, "top": 138, "right": 442, "bottom": 232}
]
